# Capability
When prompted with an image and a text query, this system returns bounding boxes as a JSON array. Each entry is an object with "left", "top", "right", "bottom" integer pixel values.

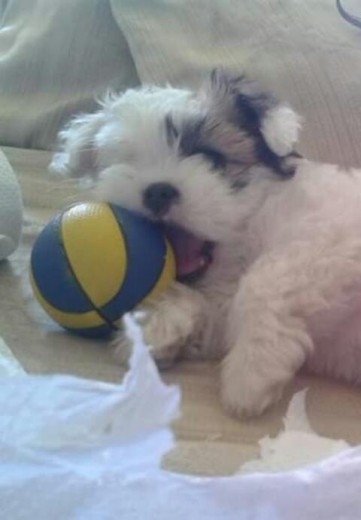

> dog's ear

[
  {"left": 205, "top": 69, "right": 301, "bottom": 157},
  {"left": 50, "top": 110, "right": 107, "bottom": 178}
]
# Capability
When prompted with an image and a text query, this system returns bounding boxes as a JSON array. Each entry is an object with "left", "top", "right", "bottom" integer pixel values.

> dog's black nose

[{"left": 143, "top": 182, "right": 179, "bottom": 216}]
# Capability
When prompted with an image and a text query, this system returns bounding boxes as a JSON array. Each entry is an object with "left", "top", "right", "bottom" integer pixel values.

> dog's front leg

[
  {"left": 221, "top": 247, "right": 316, "bottom": 417},
  {"left": 115, "top": 282, "right": 207, "bottom": 368}
]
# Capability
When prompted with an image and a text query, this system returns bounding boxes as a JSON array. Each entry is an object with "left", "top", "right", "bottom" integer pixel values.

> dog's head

[{"left": 52, "top": 70, "right": 301, "bottom": 280}]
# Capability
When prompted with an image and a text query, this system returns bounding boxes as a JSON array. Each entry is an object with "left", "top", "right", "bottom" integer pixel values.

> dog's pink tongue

[{"left": 165, "top": 226, "right": 206, "bottom": 277}]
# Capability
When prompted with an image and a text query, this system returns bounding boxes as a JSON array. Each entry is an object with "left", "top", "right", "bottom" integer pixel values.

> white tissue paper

[
  {"left": 0, "top": 337, "right": 25, "bottom": 377},
  {"left": 1, "top": 319, "right": 361, "bottom": 520},
  {"left": 0, "top": 149, "right": 22, "bottom": 260}
]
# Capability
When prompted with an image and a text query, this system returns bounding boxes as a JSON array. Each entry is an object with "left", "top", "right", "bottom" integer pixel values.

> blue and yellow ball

[{"left": 30, "top": 202, "right": 175, "bottom": 338}]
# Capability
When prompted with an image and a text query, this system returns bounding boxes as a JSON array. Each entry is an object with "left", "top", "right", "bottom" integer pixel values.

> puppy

[{"left": 52, "top": 70, "right": 361, "bottom": 417}]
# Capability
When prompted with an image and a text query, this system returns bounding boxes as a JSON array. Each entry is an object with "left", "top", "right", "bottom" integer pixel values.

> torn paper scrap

[
  {"left": 240, "top": 431, "right": 350, "bottom": 474},
  {"left": 239, "top": 389, "right": 350, "bottom": 474}
]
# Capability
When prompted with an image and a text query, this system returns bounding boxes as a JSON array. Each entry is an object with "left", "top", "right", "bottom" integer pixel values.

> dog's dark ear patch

[
  {"left": 235, "top": 92, "right": 271, "bottom": 132},
  {"left": 208, "top": 69, "right": 296, "bottom": 179},
  {"left": 236, "top": 97, "right": 296, "bottom": 179},
  {"left": 178, "top": 117, "right": 205, "bottom": 156},
  {"left": 209, "top": 69, "right": 274, "bottom": 122},
  {"left": 236, "top": 90, "right": 293, "bottom": 178},
  {"left": 255, "top": 140, "right": 296, "bottom": 179}
]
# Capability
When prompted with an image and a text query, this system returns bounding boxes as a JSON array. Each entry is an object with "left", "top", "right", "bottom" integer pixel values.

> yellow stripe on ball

[
  {"left": 61, "top": 203, "right": 127, "bottom": 308},
  {"left": 30, "top": 273, "right": 106, "bottom": 329}
]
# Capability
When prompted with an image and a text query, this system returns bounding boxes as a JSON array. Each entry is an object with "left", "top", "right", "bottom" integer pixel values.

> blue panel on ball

[
  {"left": 65, "top": 323, "right": 113, "bottom": 339},
  {"left": 102, "top": 205, "right": 166, "bottom": 321},
  {"left": 31, "top": 214, "right": 91, "bottom": 312}
]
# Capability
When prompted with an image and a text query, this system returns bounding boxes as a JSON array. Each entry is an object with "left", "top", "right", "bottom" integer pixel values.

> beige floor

[{"left": 2, "top": 146, "right": 361, "bottom": 477}]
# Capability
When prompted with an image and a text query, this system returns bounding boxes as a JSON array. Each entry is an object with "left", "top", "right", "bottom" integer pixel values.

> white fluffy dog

[{"left": 52, "top": 70, "right": 361, "bottom": 417}]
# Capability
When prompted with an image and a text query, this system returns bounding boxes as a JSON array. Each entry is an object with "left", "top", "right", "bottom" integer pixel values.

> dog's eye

[
  {"left": 165, "top": 114, "right": 179, "bottom": 146},
  {"left": 194, "top": 148, "right": 227, "bottom": 169}
]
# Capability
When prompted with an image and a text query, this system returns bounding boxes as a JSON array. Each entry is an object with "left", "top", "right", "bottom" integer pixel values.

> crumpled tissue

[{"left": 1, "top": 318, "right": 361, "bottom": 520}]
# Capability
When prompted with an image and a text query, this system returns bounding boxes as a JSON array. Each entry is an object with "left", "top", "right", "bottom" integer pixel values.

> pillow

[{"left": 0, "top": 0, "right": 140, "bottom": 150}]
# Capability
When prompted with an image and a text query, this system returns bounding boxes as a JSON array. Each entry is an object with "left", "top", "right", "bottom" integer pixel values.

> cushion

[{"left": 0, "top": 0, "right": 140, "bottom": 150}]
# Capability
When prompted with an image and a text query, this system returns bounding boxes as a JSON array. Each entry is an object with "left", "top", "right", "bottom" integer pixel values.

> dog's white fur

[{"left": 52, "top": 71, "right": 361, "bottom": 417}]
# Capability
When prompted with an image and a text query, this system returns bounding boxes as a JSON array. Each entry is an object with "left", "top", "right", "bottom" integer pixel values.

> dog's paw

[
  {"left": 114, "top": 283, "right": 205, "bottom": 369},
  {"left": 113, "top": 314, "right": 181, "bottom": 369},
  {"left": 115, "top": 306, "right": 198, "bottom": 370},
  {"left": 221, "top": 375, "right": 284, "bottom": 417},
  {"left": 221, "top": 353, "right": 287, "bottom": 417},
  {"left": 142, "top": 307, "right": 196, "bottom": 369}
]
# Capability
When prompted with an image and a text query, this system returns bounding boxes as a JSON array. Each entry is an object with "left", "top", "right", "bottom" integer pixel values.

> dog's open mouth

[{"left": 163, "top": 224, "right": 214, "bottom": 283}]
